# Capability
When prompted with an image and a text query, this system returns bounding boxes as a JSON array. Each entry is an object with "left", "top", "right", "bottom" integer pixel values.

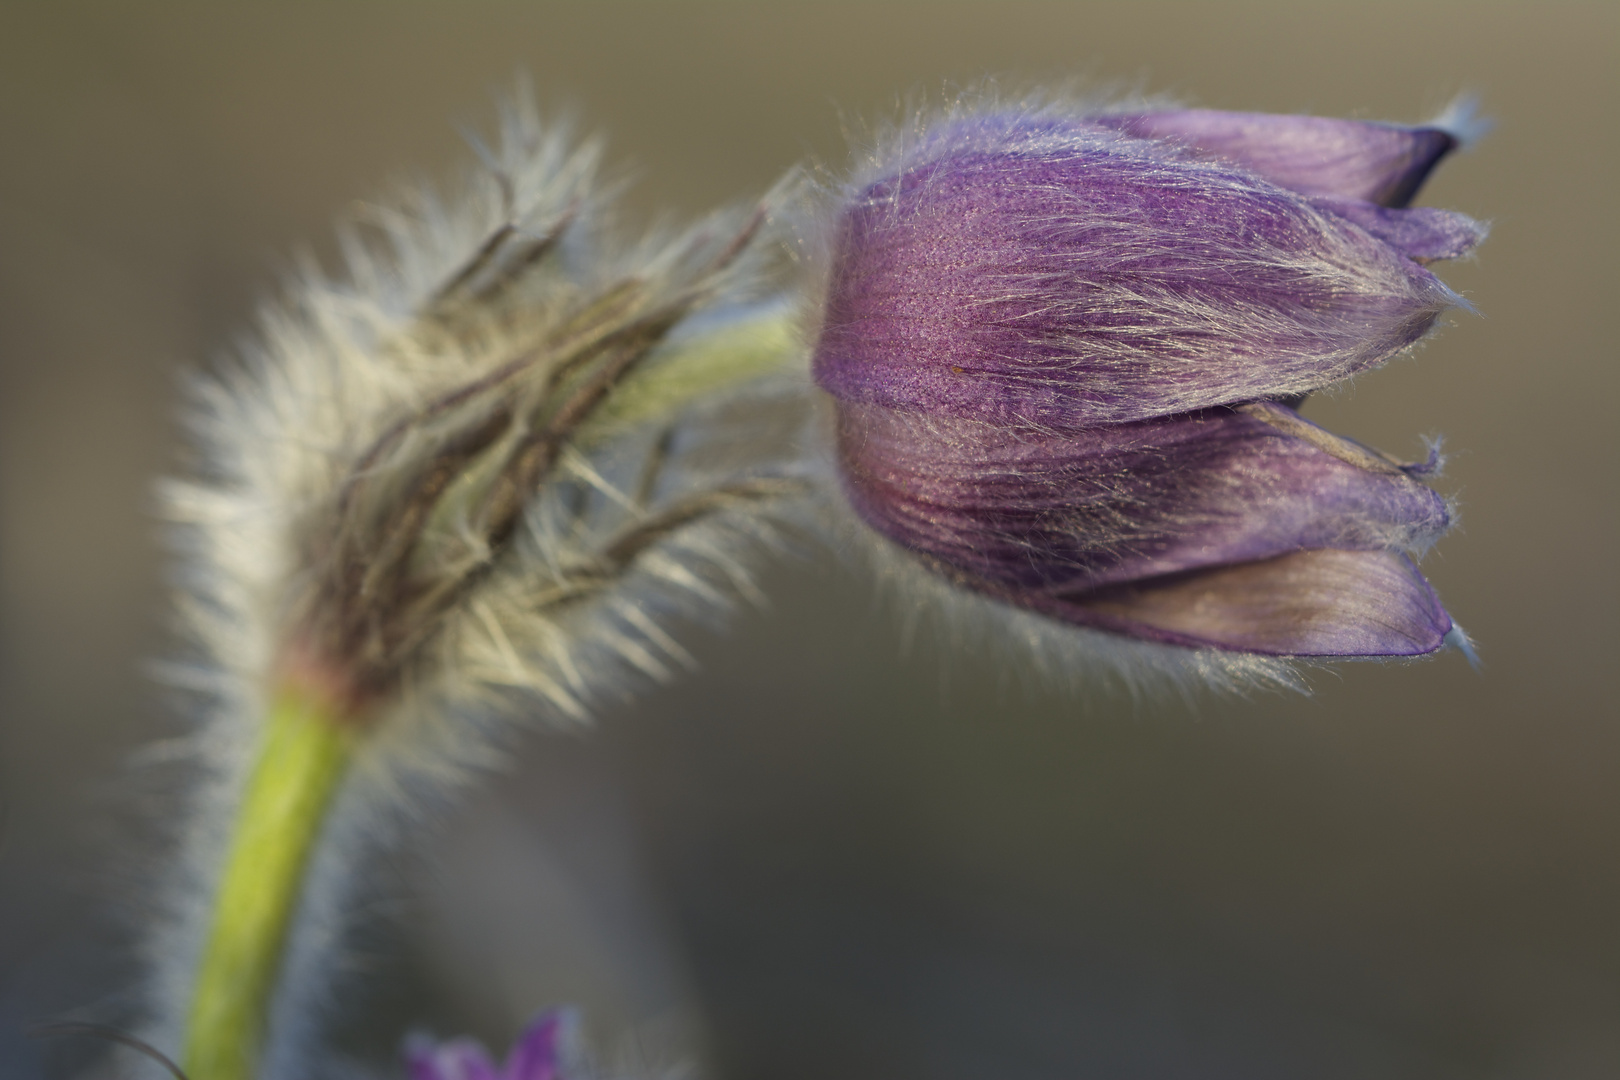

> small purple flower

[
  {"left": 814, "top": 105, "right": 1485, "bottom": 657},
  {"left": 405, "top": 1009, "right": 575, "bottom": 1080}
]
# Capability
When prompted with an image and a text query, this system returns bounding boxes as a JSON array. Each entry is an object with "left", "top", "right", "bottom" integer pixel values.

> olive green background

[{"left": 1, "top": 3, "right": 1615, "bottom": 1078}]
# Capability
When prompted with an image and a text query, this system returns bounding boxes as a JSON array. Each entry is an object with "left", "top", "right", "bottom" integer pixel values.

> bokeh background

[{"left": 1, "top": 3, "right": 1616, "bottom": 1078}]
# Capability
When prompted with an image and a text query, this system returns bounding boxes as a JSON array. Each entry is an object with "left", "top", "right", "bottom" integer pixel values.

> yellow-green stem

[
  {"left": 184, "top": 686, "right": 353, "bottom": 1080},
  {"left": 577, "top": 305, "right": 798, "bottom": 443}
]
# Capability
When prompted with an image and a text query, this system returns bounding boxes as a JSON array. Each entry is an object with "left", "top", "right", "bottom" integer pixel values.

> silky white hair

[{"left": 137, "top": 92, "right": 816, "bottom": 1079}]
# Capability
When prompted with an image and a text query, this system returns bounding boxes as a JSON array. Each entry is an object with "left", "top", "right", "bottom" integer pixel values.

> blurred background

[{"left": 1, "top": 3, "right": 1615, "bottom": 1078}]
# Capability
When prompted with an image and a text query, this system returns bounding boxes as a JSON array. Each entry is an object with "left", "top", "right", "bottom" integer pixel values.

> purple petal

[
  {"left": 813, "top": 116, "right": 1464, "bottom": 427},
  {"left": 837, "top": 401, "right": 1450, "bottom": 599},
  {"left": 501, "top": 1009, "right": 572, "bottom": 1080},
  {"left": 404, "top": 1036, "right": 503, "bottom": 1080},
  {"left": 1313, "top": 198, "right": 1487, "bottom": 263},
  {"left": 1092, "top": 110, "right": 1458, "bottom": 207},
  {"left": 1050, "top": 549, "right": 1453, "bottom": 656}
]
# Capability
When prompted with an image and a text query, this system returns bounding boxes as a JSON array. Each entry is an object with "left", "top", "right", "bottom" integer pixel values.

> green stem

[
  {"left": 184, "top": 686, "right": 352, "bottom": 1080},
  {"left": 576, "top": 304, "right": 798, "bottom": 443}
]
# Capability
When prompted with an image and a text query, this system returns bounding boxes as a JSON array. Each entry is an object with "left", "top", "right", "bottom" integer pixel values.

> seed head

[
  {"left": 164, "top": 97, "right": 809, "bottom": 745},
  {"left": 148, "top": 94, "right": 811, "bottom": 1075}
]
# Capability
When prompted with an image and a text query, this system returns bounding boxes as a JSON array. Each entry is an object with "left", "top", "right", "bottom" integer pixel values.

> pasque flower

[{"left": 814, "top": 103, "right": 1485, "bottom": 657}]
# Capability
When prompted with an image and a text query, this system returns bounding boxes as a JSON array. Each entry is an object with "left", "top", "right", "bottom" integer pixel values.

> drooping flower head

[{"left": 813, "top": 100, "right": 1485, "bottom": 661}]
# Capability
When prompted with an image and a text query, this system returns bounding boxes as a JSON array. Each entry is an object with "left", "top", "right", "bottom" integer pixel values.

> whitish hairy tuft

[
  {"left": 162, "top": 90, "right": 811, "bottom": 761},
  {"left": 143, "top": 92, "right": 814, "bottom": 1076}
]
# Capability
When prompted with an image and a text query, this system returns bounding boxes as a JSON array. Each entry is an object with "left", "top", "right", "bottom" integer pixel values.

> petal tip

[
  {"left": 1427, "top": 94, "right": 1493, "bottom": 151},
  {"left": 1444, "top": 622, "right": 1483, "bottom": 670}
]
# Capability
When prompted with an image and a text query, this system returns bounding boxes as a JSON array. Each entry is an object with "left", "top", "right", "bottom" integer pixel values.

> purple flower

[
  {"left": 405, "top": 1009, "right": 574, "bottom": 1080},
  {"left": 813, "top": 106, "right": 1484, "bottom": 657}
]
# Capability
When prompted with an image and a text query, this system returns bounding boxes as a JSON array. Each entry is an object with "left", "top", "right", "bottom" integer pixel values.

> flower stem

[
  {"left": 577, "top": 303, "right": 798, "bottom": 444},
  {"left": 183, "top": 686, "right": 353, "bottom": 1080}
]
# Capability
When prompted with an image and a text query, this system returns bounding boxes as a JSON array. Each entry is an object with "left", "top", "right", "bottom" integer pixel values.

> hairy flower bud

[{"left": 814, "top": 102, "right": 1484, "bottom": 659}]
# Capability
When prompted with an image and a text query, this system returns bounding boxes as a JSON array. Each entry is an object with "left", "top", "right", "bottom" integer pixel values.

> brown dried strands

[
  {"left": 162, "top": 98, "right": 813, "bottom": 736},
  {"left": 287, "top": 202, "right": 783, "bottom": 718}
]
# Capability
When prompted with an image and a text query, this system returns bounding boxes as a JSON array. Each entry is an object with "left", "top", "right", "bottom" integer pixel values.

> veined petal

[
  {"left": 837, "top": 401, "right": 1450, "bottom": 598},
  {"left": 814, "top": 118, "right": 1464, "bottom": 427},
  {"left": 1052, "top": 549, "right": 1452, "bottom": 656},
  {"left": 1313, "top": 198, "right": 1487, "bottom": 263},
  {"left": 1092, "top": 110, "right": 1458, "bottom": 208}
]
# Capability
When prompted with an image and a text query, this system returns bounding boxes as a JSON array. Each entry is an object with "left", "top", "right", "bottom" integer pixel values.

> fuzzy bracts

[
  {"left": 149, "top": 99, "right": 811, "bottom": 1076},
  {"left": 163, "top": 98, "right": 809, "bottom": 752}
]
